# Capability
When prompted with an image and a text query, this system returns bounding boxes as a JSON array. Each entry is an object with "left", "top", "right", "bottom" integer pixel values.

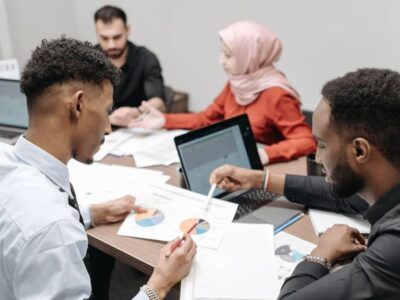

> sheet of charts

[
  {"left": 118, "top": 182, "right": 238, "bottom": 249},
  {"left": 274, "top": 232, "right": 316, "bottom": 291}
]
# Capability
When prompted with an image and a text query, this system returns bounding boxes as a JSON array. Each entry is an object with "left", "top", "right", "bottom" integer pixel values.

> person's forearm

[
  {"left": 251, "top": 171, "right": 286, "bottom": 195},
  {"left": 283, "top": 175, "right": 369, "bottom": 213},
  {"left": 147, "top": 272, "right": 172, "bottom": 300},
  {"left": 267, "top": 172, "right": 286, "bottom": 195}
]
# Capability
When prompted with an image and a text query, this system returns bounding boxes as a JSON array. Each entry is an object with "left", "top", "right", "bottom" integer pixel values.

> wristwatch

[
  {"left": 304, "top": 254, "right": 332, "bottom": 270},
  {"left": 140, "top": 285, "right": 159, "bottom": 300}
]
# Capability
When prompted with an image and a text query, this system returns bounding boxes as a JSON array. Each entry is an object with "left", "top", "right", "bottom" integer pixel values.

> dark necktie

[{"left": 68, "top": 183, "right": 84, "bottom": 226}]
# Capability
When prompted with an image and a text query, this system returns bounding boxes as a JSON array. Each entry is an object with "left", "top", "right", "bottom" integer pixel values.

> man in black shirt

[
  {"left": 94, "top": 5, "right": 166, "bottom": 127},
  {"left": 210, "top": 68, "right": 400, "bottom": 299}
]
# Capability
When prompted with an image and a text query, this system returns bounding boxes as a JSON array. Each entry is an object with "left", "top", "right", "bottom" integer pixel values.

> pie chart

[
  {"left": 179, "top": 218, "right": 210, "bottom": 235},
  {"left": 275, "top": 245, "right": 304, "bottom": 263},
  {"left": 135, "top": 209, "right": 165, "bottom": 227}
]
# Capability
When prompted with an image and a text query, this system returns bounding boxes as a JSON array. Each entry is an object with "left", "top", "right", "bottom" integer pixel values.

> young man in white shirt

[{"left": 0, "top": 37, "right": 196, "bottom": 300}]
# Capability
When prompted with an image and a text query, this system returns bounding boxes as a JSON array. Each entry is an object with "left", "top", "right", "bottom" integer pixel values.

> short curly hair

[
  {"left": 322, "top": 68, "right": 400, "bottom": 168},
  {"left": 21, "top": 37, "right": 121, "bottom": 108}
]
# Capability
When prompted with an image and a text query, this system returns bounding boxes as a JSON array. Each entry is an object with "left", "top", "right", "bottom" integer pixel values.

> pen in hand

[
  {"left": 205, "top": 183, "right": 217, "bottom": 211},
  {"left": 165, "top": 221, "right": 198, "bottom": 258}
]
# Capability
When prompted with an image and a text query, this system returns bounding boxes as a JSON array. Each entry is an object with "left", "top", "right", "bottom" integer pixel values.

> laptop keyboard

[
  {"left": 232, "top": 189, "right": 279, "bottom": 220},
  {"left": 0, "top": 129, "right": 21, "bottom": 139}
]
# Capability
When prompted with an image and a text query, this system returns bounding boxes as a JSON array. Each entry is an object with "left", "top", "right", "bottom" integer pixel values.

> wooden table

[{"left": 87, "top": 156, "right": 318, "bottom": 276}]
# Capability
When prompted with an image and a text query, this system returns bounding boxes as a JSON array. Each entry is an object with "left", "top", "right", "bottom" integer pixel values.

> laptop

[
  {"left": 174, "top": 114, "right": 305, "bottom": 228},
  {"left": 0, "top": 78, "right": 28, "bottom": 144}
]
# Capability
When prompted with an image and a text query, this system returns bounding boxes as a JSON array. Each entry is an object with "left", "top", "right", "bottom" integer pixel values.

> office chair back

[{"left": 164, "top": 85, "right": 175, "bottom": 112}]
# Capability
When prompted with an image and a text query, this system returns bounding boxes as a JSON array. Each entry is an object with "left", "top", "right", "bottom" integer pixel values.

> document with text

[
  {"left": 68, "top": 160, "right": 169, "bottom": 206},
  {"left": 118, "top": 182, "right": 238, "bottom": 249}
]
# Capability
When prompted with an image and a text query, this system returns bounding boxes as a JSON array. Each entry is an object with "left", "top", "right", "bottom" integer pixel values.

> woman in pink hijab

[{"left": 131, "top": 21, "right": 315, "bottom": 164}]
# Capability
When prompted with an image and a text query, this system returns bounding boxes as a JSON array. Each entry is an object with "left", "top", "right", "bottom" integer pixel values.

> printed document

[{"left": 118, "top": 182, "right": 237, "bottom": 249}]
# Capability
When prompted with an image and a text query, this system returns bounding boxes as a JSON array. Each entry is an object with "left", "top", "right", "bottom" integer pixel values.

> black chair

[{"left": 164, "top": 85, "right": 175, "bottom": 112}]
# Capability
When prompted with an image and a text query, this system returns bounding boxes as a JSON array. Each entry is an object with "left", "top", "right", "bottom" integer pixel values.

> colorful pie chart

[
  {"left": 179, "top": 218, "right": 210, "bottom": 235},
  {"left": 135, "top": 208, "right": 165, "bottom": 227},
  {"left": 275, "top": 244, "right": 304, "bottom": 263}
]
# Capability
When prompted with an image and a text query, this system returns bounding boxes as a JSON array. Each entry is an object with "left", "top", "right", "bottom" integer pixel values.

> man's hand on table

[
  {"left": 311, "top": 224, "right": 367, "bottom": 264},
  {"left": 89, "top": 195, "right": 146, "bottom": 225}
]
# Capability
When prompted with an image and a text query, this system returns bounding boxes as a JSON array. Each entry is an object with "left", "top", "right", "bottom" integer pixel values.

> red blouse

[{"left": 165, "top": 84, "right": 316, "bottom": 163}]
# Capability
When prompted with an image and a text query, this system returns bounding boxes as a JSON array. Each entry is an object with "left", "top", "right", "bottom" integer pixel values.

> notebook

[
  {"left": 309, "top": 209, "right": 371, "bottom": 236},
  {"left": 174, "top": 114, "right": 305, "bottom": 226},
  {"left": 0, "top": 78, "right": 28, "bottom": 144}
]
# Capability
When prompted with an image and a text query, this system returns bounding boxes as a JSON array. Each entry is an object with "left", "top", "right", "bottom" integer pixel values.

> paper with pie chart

[
  {"left": 274, "top": 232, "right": 316, "bottom": 290},
  {"left": 118, "top": 182, "right": 238, "bottom": 249},
  {"left": 180, "top": 218, "right": 211, "bottom": 235},
  {"left": 135, "top": 209, "right": 165, "bottom": 227}
]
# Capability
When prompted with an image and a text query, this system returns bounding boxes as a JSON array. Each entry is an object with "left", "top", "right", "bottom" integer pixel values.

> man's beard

[
  {"left": 105, "top": 43, "right": 127, "bottom": 59},
  {"left": 329, "top": 158, "right": 365, "bottom": 197}
]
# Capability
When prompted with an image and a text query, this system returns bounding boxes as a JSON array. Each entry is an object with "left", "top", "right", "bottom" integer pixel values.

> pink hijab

[{"left": 218, "top": 21, "right": 299, "bottom": 106}]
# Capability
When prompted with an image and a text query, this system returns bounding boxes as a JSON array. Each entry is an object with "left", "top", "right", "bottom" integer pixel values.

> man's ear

[
  {"left": 352, "top": 137, "right": 371, "bottom": 164},
  {"left": 70, "top": 90, "right": 84, "bottom": 119}
]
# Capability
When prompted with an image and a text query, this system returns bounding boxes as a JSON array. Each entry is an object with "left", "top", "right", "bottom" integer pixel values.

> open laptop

[
  {"left": 0, "top": 78, "right": 28, "bottom": 144},
  {"left": 174, "top": 114, "right": 305, "bottom": 228}
]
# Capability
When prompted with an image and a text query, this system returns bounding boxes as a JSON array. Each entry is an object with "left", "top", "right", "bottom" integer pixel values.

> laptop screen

[
  {"left": 0, "top": 79, "right": 28, "bottom": 128},
  {"left": 175, "top": 114, "right": 262, "bottom": 197}
]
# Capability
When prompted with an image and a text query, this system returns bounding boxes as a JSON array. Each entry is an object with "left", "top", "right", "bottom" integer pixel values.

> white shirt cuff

[{"left": 132, "top": 291, "right": 151, "bottom": 300}]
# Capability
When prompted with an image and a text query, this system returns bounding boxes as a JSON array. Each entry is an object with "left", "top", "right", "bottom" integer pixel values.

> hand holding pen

[
  {"left": 148, "top": 233, "right": 197, "bottom": 299},
  {"left": 165, "top": 221, "right": 199, "bottom": 258}
]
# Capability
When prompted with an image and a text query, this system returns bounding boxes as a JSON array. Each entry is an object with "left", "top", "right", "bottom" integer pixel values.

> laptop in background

[
  {"left": 0, "top": 78, "right": 28, "bottom": 144},
  {"left": 174, "top": 114, "right": 305, "bottom": 227}
]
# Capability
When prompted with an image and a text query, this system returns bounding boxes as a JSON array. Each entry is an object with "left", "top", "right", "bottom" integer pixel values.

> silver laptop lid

[{"left": 0, "top": 78, "right": 28, "bottom": 129}]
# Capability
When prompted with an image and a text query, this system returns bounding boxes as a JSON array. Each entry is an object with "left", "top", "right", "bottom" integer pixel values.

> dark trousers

[{"left": 89, "top": 246, "right": 115, "bottom": 300}]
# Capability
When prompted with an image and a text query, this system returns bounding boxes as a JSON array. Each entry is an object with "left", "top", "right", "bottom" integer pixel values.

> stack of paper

[
  {"left": 181, "top": 223, "right": 278, "bottom": 300},
  {"left": 68, "top": 159, "right": 169, "bottom": 206},
  {"left": 93, "top": 130, "right": 136, "bottom": 161},
  {"left": 118, "top": 182, "right": 237, "bottom": 249},
  {"left": 108, "top": 127, "right": 162, "bottom": 157},
  {"left": 309, "top": 209, "right": 370, "bottom": 236},
  {"left": 111, "top": 129, "right": 188, "bottom": 167}
]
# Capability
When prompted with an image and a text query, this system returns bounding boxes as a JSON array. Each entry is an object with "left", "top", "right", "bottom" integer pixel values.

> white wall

[
  {"left": 4, "top": 0, "right": 78, "bottom": 66},
  {"left": 4, "top": 0, "right": 400, "bottom": 111}
]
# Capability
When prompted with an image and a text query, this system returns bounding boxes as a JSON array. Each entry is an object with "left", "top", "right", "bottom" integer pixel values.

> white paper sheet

[
  {"left": 274, "top": 232, "right": 316, "bottom": 293},
  {"left": 94, "top": 128, "right": 168, "bottom": 160},
  {"left": 309, "top": 209, "right": 370, "bottom": 236},
  {"left": 111, "top": 129, "right": 187, "bottom": 167},
  {"left": 68, "top": 160, "right": 169, "bottom": 206},
  {"left": 93, "top": 130, "right": 135, "bottom": 161},
  {"left": 133, "top": 130, "right": 186, "bottom": 166},
  {"left": 181, "top": 223, "right": 278, "bottom": 300},
  {"left": 117, "top": 182, "right": 237, "bottom": 249}
]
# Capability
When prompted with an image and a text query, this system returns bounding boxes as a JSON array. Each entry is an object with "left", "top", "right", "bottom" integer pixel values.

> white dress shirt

[{"left": 0, "top": 137, "right": 149, "bottom": 300}]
